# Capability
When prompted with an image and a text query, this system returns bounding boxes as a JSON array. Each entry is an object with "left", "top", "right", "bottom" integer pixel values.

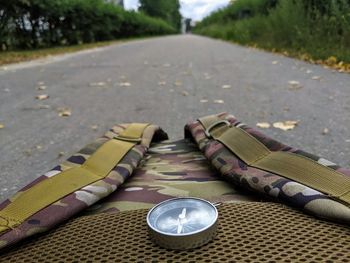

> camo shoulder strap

[
  {"left": 0, "top": 123, "right": 168, "bottom": 249},
  {"left": 185, "top": 113, "right": 350, "bottom": 224}
]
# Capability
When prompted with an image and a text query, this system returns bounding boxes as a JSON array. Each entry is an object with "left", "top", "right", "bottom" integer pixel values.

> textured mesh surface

[{"left": 1, "top": 202, "right": 349, "bottom": 262}]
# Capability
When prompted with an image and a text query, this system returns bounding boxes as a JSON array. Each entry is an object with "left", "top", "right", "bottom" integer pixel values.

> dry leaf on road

[
  {"left": 222, "top": 85, "right": 231, "bottom": 89},
  {"left": 312, "top": 76, "right": 321, "bottom": 80},
  {"left": 119, "top": 82, "right": 131, "bottom": 87},
  {"left": 214, "top": 99, "right": 224, "bottom": 104},
  {"left": 0, "top": 123, "right": 4, "bottom": 129},
  {"left": 273, "top": 121, "right": 299, "bottom": 131},
  {"left": 322, "top": 128, "right": 329, "bottom": 135},
  {"left": 37, "top": 86, "right": 47, "bottom": 90},
  {"left": 91, "top": 125, "right": 98, "bottom": 131},
  {"left": 256, "top": 122, "right": 271, "bottom": 129},
  {"left": 90, "top": 82, "right": 106, "bottom": 87},
  {"left": 272, "top": 61, "right": 278, "bottom": 65},
  {"left": 181, "top": 91, "right": 189, "bottom": 96},
  {"left": 288, "top": 81, "right": 303, "bottom": 90},
  {"left": 174, "top": 81, "right": 182, "bottom": 87},
  {"left": 200, "top": 99, "right": 208, "bottom": 103},
  {"left": 58, "top": 108, "right": 71, "bottom": 117},
  {"left": 36, "top": 94, "right": 49, "bottom": 100}
]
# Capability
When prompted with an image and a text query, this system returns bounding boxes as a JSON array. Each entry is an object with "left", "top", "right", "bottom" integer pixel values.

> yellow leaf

[
  {"left": 119, "top": 82, "right": 131, "bottom": 87},
  {"left": 36, "top": 94, "right": 49, "bottom": 100},
  {"left": 58, "top": 108, "right": 71, "bottom": 117},
  {"left": 214, "top": 99, "right": 224, "bottom": 104},
  {"left": 222, "top": 85, "right": 231, "bottom": 89},
  {"left": 200, "top": 99, "right": 208, "bottom": 103},
  {"left": 0, "top": 123, "right": 4, "bottom": 129},
  {"left": 273, "top": 121, "right": 299, "bottom": 131},
  {"left": 256, "top": 122, "right": 271, "bottom": 129}
]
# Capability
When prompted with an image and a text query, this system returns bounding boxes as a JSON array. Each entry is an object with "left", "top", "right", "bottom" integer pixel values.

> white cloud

[
  {"left": 180, "top": 0, "right": 230, "bottom": 21},
  {"left": 124, "top": 0, "right": 230, "bottom": 21}
]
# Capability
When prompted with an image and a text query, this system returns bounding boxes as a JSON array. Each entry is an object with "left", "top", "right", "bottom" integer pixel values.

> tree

[{"left": 139, "top": 0, "right": 181, "bottom": 30}]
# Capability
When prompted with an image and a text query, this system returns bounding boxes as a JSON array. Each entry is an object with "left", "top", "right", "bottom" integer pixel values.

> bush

[
  {"left": 0, "top": 0, "right": 177, "bottom": 50},
  {"left": 194, "top": 0, "right": 350, "bottom": 63}
]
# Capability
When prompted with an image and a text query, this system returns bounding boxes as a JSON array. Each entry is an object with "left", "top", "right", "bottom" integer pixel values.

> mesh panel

[{"left": 2, "top": 202, "right": 349, "bottom": 262}]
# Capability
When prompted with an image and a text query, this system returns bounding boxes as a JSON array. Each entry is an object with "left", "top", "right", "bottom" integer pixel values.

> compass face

[{"left": 147, "top": 198, "right": 217, "bottom": 236}]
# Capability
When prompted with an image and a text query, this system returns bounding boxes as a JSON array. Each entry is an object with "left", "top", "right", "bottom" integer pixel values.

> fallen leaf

[
  {"left": 200, "top": 99, "right": 208, "bottom": 103},
  {"left": 58, "top": 152, "right": 65, "bottom": 157},
  {"left": 272, "top": 61, "right": 278, "bottom": 65},
  {"left": 0, "top": 123, "right": 4, "bottom": 129},
  {"left": 273, "top": 121, "right": 299, "bottom": 131},
  {"left": 89, "top": 82, "right": 106, "bottom": 87},
  {"left": 91, "top": 125, "right": 98, "bottom": 131},
  {"left": 174, "top": 81, "right": 182, "bottom": 87},
  {"left": 158, "top": 81, "right": 166, "bottom": 86},
  {"left": 119, "top": 82, "right": 131, "bottom": 87},
  {"left": 222, "top": 85, "right": 231, "bottom": 89},
  {"left": 36, "top": 94, "right": 49, "bottom": 100},
  {"left": 312, "top": 76, "right": 321, "bottom": 80},
  {"left": 58, "top": 108, "right": 71, "bottom": 117},
  {"left": 181, "top": 91, "right": 189, "bottom": 96},
  {"left": 288, "top": 81, "right": 303, "bottom": 90},
  {"left": 214, "top": 99, "right": 224, "bottom": 104},
  {"left": 322, "top": 128, "right": 329, "bottom": 135},
  {"left": 35, "top": 145, "right": 42, "bottom": 150},
  {"left": 37, "top": 85, "right": 47, "bottom": 90},
  {"left": 256, "top": 122, "right": 271, "bottom": 129}
]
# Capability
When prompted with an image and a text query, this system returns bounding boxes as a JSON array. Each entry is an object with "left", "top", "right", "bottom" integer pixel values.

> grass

[
  {"left": 194, "top": 0, "right": 350, "bottom": 73},
  {"left": 0, "top": 40, "right": 124, "bottom": 66}
]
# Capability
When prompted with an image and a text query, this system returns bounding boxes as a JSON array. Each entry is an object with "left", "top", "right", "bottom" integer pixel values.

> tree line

[{"left": 0, "top": 0, "right": 178, "bottom": 50}]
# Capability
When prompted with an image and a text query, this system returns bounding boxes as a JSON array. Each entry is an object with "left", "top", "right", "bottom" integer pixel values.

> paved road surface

[{"left": 0, "top": 35, "right": 349, "bottom": 201}]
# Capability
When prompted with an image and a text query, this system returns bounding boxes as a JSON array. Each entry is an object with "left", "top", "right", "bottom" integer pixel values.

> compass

[{"left": 146, "top": 197, "right": 218, "bottom": 250}]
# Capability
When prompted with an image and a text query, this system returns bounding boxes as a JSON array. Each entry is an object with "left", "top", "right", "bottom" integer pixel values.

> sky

[{"left": 124, "top": 0, "right": 231, "bottom": 21}]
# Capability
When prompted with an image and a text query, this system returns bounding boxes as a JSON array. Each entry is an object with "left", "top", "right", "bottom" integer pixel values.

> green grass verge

[
  {"left": 194, "top": 0, "right": 350, "bottom": 72},
  {"left": 0, "top": 40, "right": 125, "bottom": 66}
]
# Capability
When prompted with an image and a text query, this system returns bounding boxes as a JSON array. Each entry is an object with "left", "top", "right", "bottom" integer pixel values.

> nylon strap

[
  {"left": 0, "top": 123, "right": 150, "bottom": 233},
  {"left": 199, "top": 116, "right": 350, "bottom": 206}
]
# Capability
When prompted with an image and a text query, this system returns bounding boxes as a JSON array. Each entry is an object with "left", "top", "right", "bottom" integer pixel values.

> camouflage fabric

[
  {"left": 185, "top": 113, "right": 350, "bottom": 224},
  {"left": 0, "top": 124, "right": 167, "bottom": 249},
  {"left": 86, "top": 139, "right": 258, "bottom": 214}
]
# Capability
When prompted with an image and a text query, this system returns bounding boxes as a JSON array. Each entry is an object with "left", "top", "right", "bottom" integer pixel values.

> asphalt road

[{"left": 0, "top": 35, "right": 349, "bottom": 202}]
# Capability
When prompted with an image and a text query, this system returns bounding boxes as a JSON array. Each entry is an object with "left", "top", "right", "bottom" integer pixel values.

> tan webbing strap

[
  {"left": 198, "top": 117, "right": 350, "bottom": 206},
  {"left": 0, "top": 123, "right": 150, "bottom": 233}
]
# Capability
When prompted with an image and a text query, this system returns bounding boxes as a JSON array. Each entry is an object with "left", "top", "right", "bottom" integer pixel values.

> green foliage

[
  {"left": 0, "top": 0, "right": 176, "bottom": 50},
  {"left": 194, "top": 0, "right": 350, "bottom": 63},
  {"left": 139, "top": 0, "right": 182, "bottom": 31}
]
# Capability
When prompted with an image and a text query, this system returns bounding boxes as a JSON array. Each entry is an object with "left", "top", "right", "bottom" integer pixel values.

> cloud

[
  {"left": 124, "top": 0, "right": 139, "bottom": 10},
  {"left": 180, "top": 0, "right": 230, "bottom": 21},
  {"left": 124, "top": 0, "right": 230, "bottom": 21}
]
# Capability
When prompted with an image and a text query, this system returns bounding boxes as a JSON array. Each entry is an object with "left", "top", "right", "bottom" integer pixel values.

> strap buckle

[{"left": 204, "top": 120, "right": 231, "bottom": 138}]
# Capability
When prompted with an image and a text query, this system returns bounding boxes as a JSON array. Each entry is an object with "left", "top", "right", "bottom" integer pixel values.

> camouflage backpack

[{"left": 0, "top": 113, "right": 349, "bottom": 262}]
